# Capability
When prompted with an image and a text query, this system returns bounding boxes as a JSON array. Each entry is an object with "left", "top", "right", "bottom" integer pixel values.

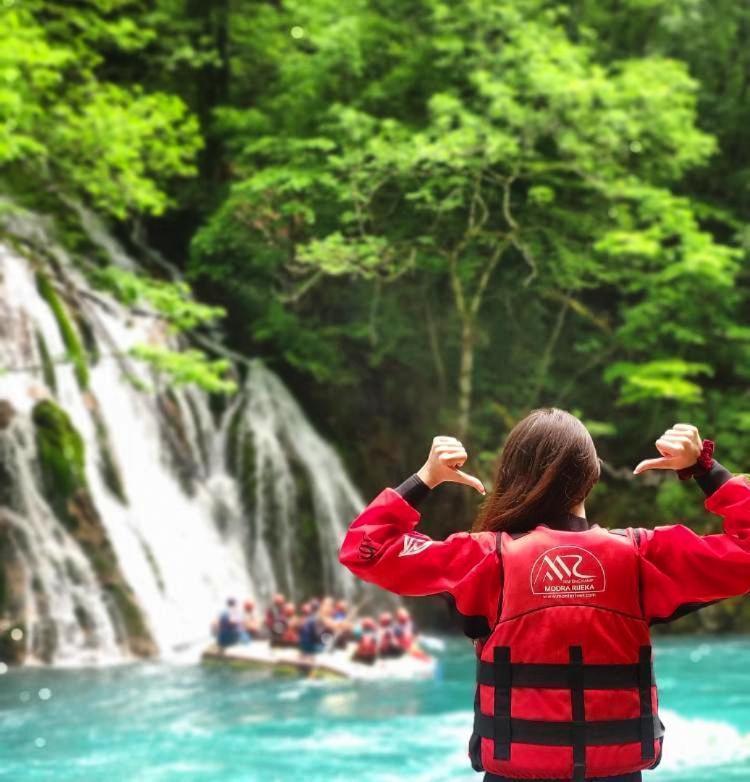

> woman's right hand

[{"left": 416, "top": 436, "right": 486, "bottom": 494}]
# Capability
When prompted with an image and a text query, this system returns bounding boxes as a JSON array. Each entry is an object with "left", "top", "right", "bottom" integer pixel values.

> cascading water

[
  {"left": 225, "top": 363, "right": 359, "bottom": 605},
  {"left": 0, "top": 205, "right": 365, "bottom": 666},
  {"left": 0, "top": 417, "right": 121, "bottom": 665}
]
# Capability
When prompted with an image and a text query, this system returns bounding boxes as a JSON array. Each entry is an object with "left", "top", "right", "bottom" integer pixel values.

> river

[{"left": 2, "top": 636, "right": 750, "bottom": 781}]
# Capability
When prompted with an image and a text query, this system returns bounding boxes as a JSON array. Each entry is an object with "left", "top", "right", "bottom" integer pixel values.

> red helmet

[
  {"left": 395, "top": 607, "right": 410, "bottom": 622},
  {"left": 361, "top": 617, "right": 376, "bottom": 630},
  {"left": 379, "top": 611, "right": 393, "bottom": 627}
]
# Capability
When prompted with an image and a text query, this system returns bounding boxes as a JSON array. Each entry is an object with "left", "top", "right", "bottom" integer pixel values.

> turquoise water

[{"left": 2, "top": 637, "right": 750, "bottom": 781}]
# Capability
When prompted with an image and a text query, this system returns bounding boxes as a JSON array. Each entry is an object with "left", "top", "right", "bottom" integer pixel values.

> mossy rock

[
  {"left": 35, "top": 270, "right": 89, "bottom": 390},
  {"left": 29, "top": 403, "right": 156, "bottom": 656},
  {"left": 65, "top": 494, "right": 157, "bottom": 657},
  {"left": 32, "top": 399, "right": 87, "bottom": 529},
  {"left": 104, "top": 583, "right": 157, "bottom": 657},
  {"left": 35, "top": 331, "right": 57, "bottom": 393}
]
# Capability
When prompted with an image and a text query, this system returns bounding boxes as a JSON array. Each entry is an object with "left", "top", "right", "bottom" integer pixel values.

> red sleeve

[
  {"left": 338, "top": 487, "right": 500, "bottom": 628},
  {"left": 638, "top": 474, "right": 750, "bottom": 623}
]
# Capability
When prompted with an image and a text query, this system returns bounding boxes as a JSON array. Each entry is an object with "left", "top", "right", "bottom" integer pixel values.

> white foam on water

[
  {"left": 366, "top": 708, "right": 750, "bottom": 781},
  {"left": 655, "top": 708, "right": 750, "bottom": 772}
]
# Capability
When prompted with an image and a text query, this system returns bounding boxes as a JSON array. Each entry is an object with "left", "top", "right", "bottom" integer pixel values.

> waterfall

[
  {"left": 226, "top": 362, "right": 359, "bottom": 605},
  {"left": 0, "top": 205, "right": 364, "bottom": 665},
  {"left": 0, "top": 418, "right": 121, "bottom": 665}
]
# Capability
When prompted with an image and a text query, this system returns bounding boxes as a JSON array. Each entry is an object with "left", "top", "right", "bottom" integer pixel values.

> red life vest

[
  {"left": 378, "top": 626, "right": 396, "bottom": 654},
  {"left": 356, "top": 629, "right": 378, "bottom": 659},
  {"left": 471, "top": 525, "right": 664, "bottom": 782},
  {"left": 281, "top": 622, "right": 298, "bottom": 646}
]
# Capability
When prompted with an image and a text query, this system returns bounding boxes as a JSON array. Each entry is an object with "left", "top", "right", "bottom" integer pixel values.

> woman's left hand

[{"left": 633, "top": 423, "right": 703, "bottom": 475}]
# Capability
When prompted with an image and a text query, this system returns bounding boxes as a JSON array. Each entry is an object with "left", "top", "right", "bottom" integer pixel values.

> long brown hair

[{"left": 472, "top": 407, "right": 600, "bottom": 534}]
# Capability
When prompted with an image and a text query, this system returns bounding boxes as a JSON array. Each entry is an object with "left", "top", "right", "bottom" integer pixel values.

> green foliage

[
  {"left": 36, "top": 272, "right": 89, "bottom": 390},
  {"left": 48, "top": 86, "right": 201, "bottom": 219},
  {"left": 94, "top": 267, "right": 225, "bottom": 331},
  {"left": 0, "top": 4, "right": 201, "bottom": 217},
  {"left": 130, "top": 345, "right": 236, "bottom": 394},
  {"left": 603, "top": 359, "right": 714, "bottom": 404},
  {"left": 91, "top": 267, "right": 235, "bottom": 394},
  {"left": 190, "top": 0, "right": 740, "bottom": 437}
]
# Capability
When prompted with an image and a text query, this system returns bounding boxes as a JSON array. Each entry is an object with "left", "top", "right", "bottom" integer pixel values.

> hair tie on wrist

[{"left": 676, "top": 438, "right": 715, "bottom": 481}]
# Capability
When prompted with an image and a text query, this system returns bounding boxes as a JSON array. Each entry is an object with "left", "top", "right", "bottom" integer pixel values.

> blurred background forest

[{"left": 2, "top": 0, "right": 750, "bottom": 648}]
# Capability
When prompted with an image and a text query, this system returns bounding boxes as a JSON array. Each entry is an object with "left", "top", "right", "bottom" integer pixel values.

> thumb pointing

[
  {"left": 633, "top": 457, "right": 670, "bottom": 475},
  {"left": 455, "top": 469, "right": 486, "bottom": 495}
]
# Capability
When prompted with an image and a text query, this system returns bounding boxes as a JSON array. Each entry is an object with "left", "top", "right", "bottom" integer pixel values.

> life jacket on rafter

[{"left": 471, "top": 525, "right": 664, "bottom": 782}]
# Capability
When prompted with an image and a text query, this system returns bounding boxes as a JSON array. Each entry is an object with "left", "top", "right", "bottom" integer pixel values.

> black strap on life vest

[
  {"left": 473, "top": 645, "right": 662, "bottom": 780},
  {"left": 493, "top": 646, "right": 511, "bottom": 760},
  {"left": 569, "top": 646, "right": 585, "bottom": 782},
  {"left": 639, "top": 645, "right": 655, "bottom": 759}
]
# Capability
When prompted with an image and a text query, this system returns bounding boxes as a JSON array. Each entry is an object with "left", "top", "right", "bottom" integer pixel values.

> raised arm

[
  {"left": 338, "top": 436, "right": 500, "bottom": 631},
  {"left": 632, "top": 423, "right": 750, "bottom": 623},
  {"left": 638, "top": 472, "right": 750, "bottom": 623}
]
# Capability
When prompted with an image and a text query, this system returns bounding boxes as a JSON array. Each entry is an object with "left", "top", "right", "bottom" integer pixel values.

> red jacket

[
  {"left": 339, "top": 475, "right": 750, "bottom": 632},
  {"left": 340, "top": 475, "right": 750, "bottom": 778}
]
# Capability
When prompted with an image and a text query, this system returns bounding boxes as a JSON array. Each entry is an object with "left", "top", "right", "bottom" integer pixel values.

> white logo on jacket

[
  {"left": 541, "top": 554, "right": 592, "bottom": 580},
  {"left": 530, "top": 546, "right": 606, "bottom": 597},
  {"left": 398, "top": 534, "right": 433, "bottom": 557}
]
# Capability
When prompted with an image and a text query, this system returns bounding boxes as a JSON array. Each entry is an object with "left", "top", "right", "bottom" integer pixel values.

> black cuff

[
  {"left": 394, "top": 473, "right": 432, "bottom": 508},
  {"left": 694, "top": 459, "right": 733, "bottom": 497}
]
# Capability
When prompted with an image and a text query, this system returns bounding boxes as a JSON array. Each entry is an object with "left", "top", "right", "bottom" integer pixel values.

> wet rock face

[
  {"left": 0, "top": 512, "right": 28, "bottom": 665},
  {"left": 156, "top": 391, "right": 200, "bottom": 495},
  {"left": 0, "top": 404, "right": 16, "bottom": 509},
  {"left": 0, "top": 400, "right": 14, "bottom": 430},
  {"left": 29, "top": 399, "right": 157, "bottom": 659}
]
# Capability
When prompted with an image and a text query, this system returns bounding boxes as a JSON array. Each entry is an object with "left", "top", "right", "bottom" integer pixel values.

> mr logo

[
  {"left": 530, "top": 546, "right": 606, "bottom": 597},
  {"left": 398, "top": 533, "right": 433, "bottom": 558}
]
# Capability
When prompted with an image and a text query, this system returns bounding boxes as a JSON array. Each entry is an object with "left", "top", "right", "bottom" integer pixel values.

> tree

[
  {"left": 0, "top": 3, "right": 201, "bottom": 219},
  {"left": 192, "top": 0, "right": 739, "bottom": 440}
]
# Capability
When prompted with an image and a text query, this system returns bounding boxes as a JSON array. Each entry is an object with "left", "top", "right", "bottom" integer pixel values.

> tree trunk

[{"left": 456, "top": 318, "right": 474, "bottom": 440}]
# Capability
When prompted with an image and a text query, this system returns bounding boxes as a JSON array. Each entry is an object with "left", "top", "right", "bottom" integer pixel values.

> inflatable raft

[{"left": 201, "top": 639, "right": 437, "bottom": 681}]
